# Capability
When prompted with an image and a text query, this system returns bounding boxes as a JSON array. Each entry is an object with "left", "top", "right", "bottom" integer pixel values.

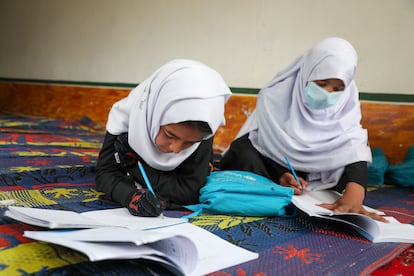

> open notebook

[
  {"left": 24, "top": 222, "right": 258, "bottom": 275},
  {"left": 5, "top": 206, "right": 186, "bottom": 230},
  {"left": 292, "top": 190, "right": 414, "bottom": 243}
]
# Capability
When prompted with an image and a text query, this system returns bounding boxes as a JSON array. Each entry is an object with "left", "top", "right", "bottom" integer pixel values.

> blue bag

[
  {"left": 368, "top": 148, "right": 389, "bottom": 185},
  {"left": 184, "top": 170, "right": 294, "bottom": 217},
  {"left": 385, "top": 145, "right": 414, "bottom": 187}
]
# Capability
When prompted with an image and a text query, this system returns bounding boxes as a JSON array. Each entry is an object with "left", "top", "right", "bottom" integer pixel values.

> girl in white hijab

[
  {"left": 96, "top": 59, "right": 231, "bottom": 216},
  {"left": 220, "top": 37, "right": 385, "bottom": 221}
]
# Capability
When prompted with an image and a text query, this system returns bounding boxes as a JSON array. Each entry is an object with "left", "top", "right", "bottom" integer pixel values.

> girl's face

[
  {"left": 313, "top": 78, "right": 345, "bottom": 92},
  {"left": 155, "top": 123, "right": 205, "bottom": 153}
]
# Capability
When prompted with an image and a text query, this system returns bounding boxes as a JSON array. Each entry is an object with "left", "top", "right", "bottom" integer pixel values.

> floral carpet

[{"left": 0, "top": 113, "right": 413, "bottom": 275}]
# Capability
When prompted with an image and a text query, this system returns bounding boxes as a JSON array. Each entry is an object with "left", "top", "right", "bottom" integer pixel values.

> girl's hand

[
  {"left": 279, "top": 172, "right": 307, "bottom": 195},
  {"left": 318, "top": 182, "right": 388, "bottom": 222},
  {"left": 127, "top": 189, "right": 165, "bottom": 217}
]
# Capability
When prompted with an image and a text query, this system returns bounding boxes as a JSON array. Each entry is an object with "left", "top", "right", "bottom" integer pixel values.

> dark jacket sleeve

[
  {"left": 95, "top": 132, "right": 213, "bottom": 209},
  {"left": 95, "top": 133, "right": 137, "bottom": 206},
  {"left": 334, "top": 161, "right": 368, "bottom": 192}
]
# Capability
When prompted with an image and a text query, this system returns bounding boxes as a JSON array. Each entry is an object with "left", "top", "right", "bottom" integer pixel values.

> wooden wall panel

[
  {"left": 214, "top": 95, "right": 257, "bottom": 152},
  {"left": 0, "top": 82, "right": 129, "bottom": 128},
  {"left": 1, "top": 82, "right": 413, "bottom": 164},
  {"left": 360, "top": 102, "right": 414, "bottom": 164}
]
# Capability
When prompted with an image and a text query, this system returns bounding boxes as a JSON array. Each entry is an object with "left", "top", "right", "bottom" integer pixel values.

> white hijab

[
  {"left": 238, "top": 37, "right": 372, "bottom": 190},
  {"left": 106, "top": 59, "right": 232, "bottom": 171}
]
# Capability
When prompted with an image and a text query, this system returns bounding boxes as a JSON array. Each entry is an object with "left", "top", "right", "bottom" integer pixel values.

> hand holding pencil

[
  {"left": 281, "top": 156, "right": 307, "bottom": 195},
  {"left": 127, "top": 189, "right": 165, "bottom": 217},
  {"left": 126, "top": 161, "right": 165, "bottom": 217}
]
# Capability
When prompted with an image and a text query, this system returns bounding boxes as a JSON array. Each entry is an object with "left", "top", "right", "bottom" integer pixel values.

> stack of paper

[
  {"left": 6, "top": 206, "right": 259, "bottom": 275},
  {"left": 5, "top": 206, "right": 187, "bottom": 230}
]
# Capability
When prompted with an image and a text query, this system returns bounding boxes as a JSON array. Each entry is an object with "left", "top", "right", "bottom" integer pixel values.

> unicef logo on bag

[{"left": 221, "top": 171, "right": 258, "bottom": 182}]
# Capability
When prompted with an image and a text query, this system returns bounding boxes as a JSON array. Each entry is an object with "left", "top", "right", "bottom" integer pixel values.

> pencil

[
  {"left": 284, "top": 156, "right": 303, "bottom": 192},
  {"left": 138, "top": 161, "right": 163, "bottom": 217},
  {"left": 138, "top": 161, "right": 156, "bottom": 197}
]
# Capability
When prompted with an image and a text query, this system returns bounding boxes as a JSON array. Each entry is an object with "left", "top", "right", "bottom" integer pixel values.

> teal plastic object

[
  {"left": 185, "top": 170, "right": 294, "bottom": 217},
  {"left": 385, "top": 145, "right": 414, "bottom": 187},
  {"left": 368, "top": 148, "right": 389, "bottom": 185}
]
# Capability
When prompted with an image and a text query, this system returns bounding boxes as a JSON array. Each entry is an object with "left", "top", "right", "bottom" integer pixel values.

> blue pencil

[
  {"left": 138, "top": 161, "right": 156, "bottom": 197},
  {"left": 138, "top": 161, "right": 163, "bottom": 217},
  {"left": 285, "top": 156, "right": 302, "bottom": 191}
]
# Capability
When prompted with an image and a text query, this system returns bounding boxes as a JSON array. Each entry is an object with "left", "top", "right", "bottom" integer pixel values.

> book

[
  {"left": 5, "top": 206, "right": 187, "bottom": 230},
  {"left": 291, "top": 190, "right": 414, "bottom": 243},
  {"left": 24, "top": 222, "right": 259, "bottom": 276}
]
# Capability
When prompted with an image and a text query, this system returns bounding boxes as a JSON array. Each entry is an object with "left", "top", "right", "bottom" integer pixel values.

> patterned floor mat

[{"left": 0, "top": 113, "right": 413, "bottom": 275}]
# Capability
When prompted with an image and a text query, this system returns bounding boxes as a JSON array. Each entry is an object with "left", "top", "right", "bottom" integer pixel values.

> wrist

[{"left": 343, "top": 182, "right": 365, "bottom": 203}]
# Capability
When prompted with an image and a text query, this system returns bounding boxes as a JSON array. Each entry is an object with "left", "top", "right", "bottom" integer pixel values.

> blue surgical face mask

[{"left": 304, "top": 81, "right": 343, "bottom": 110}]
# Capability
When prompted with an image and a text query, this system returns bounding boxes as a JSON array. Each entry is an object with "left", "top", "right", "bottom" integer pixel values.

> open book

[
  {"left": 24, "top": 222, "right": 259, "bottom": 276},
  {"left": 5, "top": 206, "right": 187, "bottom": 230},
  {"left": 292, "top": 190, "right": 414, "bottom": 243}
]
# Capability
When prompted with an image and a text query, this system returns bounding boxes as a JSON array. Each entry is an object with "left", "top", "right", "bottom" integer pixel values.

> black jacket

[
  {"left": 95, "top": 132, "right": 213, "bottom": 209},
  {"left": 220, "top": 133, "right": 368, "bottom": 192}
]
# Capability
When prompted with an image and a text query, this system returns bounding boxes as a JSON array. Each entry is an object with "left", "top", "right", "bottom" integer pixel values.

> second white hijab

[{"left": 238, "top": 37, "right": 372, "bottom": 190}]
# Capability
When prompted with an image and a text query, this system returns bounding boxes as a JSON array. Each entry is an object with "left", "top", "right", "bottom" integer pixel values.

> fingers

[
  {"left": 317, "top": 203, "right": 335, "bottom": 211},
  {"left": 360, "top": 209, "right": 389, "bottom": 223},
  {"left": 143, "top": 192, "right": 165, "bottom": 216},
  {"left": 298, "top": 177, "right": 307, "bottom": 191},
  {"left": 127, "top": 190, "right": 165, "bottom": 217},
  {"left": 318, "top": 203, "right": 390, "bottom": 223},
  {"left": 281, "top": 173, "right": 306, "bottom": 194}
]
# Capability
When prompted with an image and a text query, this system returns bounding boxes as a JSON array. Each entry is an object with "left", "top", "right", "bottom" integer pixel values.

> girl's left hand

[
  {"left": 319, "top": 200, "right": 388, "bottom": 222},
  {"left": 318, "top": 184, "right": 388, "bottom": 222}
]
